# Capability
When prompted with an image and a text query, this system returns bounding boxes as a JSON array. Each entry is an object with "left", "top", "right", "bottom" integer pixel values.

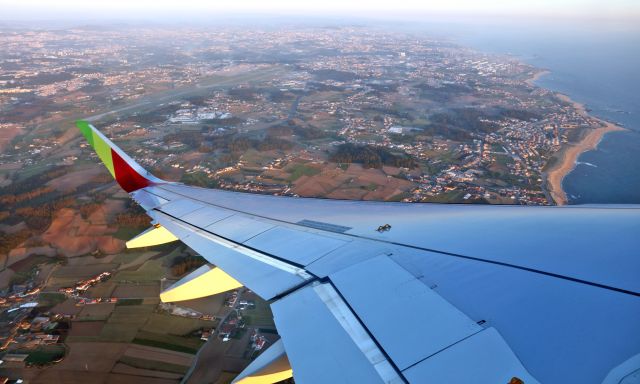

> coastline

[
  {"left": 544, "top": 93, "right": 625, "bottom": 205},
  {"left": 525, "top": 69, "right": 550, "bottom": 87}
]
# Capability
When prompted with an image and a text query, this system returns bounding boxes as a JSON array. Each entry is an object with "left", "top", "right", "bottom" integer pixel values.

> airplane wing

[{"left": 77, "top": 121, "right": 640, "bottom": 384}]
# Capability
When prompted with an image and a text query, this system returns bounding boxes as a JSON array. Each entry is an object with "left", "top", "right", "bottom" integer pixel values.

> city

[{"left": 0, "top": 26, "right": 608, "bottom": 208}]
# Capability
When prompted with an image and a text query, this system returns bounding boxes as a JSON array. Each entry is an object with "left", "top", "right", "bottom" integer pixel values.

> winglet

[{"left": 76, "top": 120, "right": 164, "bottom": 192}]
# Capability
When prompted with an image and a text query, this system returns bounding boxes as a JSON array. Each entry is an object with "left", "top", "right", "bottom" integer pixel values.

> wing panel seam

[
  {"left": 153, "top": 186, "right": 640, "bottom": 297},
  {"left": 154, "top": 209, "right": 314, "bottom": 277}
]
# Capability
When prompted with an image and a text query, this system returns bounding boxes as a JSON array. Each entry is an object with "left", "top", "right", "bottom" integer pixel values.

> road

[{"left": 181, "top": 287, "right": 247, "bottom": 384}]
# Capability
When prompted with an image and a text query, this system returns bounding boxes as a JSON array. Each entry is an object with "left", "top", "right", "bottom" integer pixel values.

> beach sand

[
  {"left": 545, "top": 94, "right": 625, "bottom": 205},
  {"left": 526, "top": 70, "right": 550, "bottom": 87}
]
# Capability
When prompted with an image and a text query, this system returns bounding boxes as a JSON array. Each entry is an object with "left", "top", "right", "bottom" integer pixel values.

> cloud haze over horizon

[{"left": 1, "top": 0, "right": 639, "bottom": 22}]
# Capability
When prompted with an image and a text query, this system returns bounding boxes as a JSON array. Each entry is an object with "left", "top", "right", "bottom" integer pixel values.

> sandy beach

[
  {"left": 545, "top": 94, "right": 625, "bottom": 205},
  {"left": 525, "top": 70, "right": 550, "bottom": 86}
]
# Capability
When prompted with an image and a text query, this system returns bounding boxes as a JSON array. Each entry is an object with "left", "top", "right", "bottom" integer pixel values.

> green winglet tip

[{"left": 76, "top": 120, "right": 94, "bottom": 147}]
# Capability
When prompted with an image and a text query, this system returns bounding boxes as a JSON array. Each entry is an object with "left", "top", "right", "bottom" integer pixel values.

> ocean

[{"left": 421, "top": 20, "right": 640, "bottom": 204}]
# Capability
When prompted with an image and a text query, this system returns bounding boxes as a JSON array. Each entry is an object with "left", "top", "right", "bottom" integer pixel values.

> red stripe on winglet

[{"left": 111, "top": 148, "right": 153, "bottom": 192}]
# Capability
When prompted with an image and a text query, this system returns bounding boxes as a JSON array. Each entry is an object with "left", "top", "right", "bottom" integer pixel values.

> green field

[
  {"left": 25, "top": 345, "right": 66, "bottom": 365},
  {"left": 490, "top": 143, "right": 506, "bottom": 152},
  {"left": 180, "top": 172, "right": 219, "bottom": 188},
  {"left": 96, "top": 302, "right": 156, "bottom": 341},
  {"left": 113, "top": 258, "right": 166, "bottom": 282},
  {"left": 112, "top": 227, "right": 145, "bottom": 241},
  {"left": 112, "top": 303, "right": 156, "bottom": 315},
  {"left": 112, "top": 251, "right": 153, "bottom": 266},
  {"left": 76, "top": 303, "right": 116, "bottom": 321},
  {"left": 143, "top": 313, "right": 216, "bottom": 335},
  {"left": 46, "top": 276, "right": 79, "bottom": 289},
  {"left": 86, "top": 282, "right": 116, "bottom": 298},
  {"left": 287, "top": 163, "right": 321, "bottom": 181},
  {"left": 243, "top": 300, "right": 275, "bottom": 327},
  {"left": 494, "top": 154, "right": 515, "bottom": 167},
  {"left": 52, "top": 263, "right": 118, "bottom": 278},
  {"left": 113, "top": 248, "right": 181, "bottom": 282},
  {"left": 99, "top": 323, "right": 140, "bottom": 342},
  {"left": 107, "top": 312, "right": 149, "bottom": 326},
  {"left": 37, "top": 292, "right": 67, "bottom": 307},
  {"left": 15, "top": 163, "right": 54, "bottom": 182},
  {"left": 116, "top": 298, "right": 144, "bottom": 306},
  {"left": 118, "top": 355, "right": 190, "bottom": 374},
  {"left": 132, "top": 331, "right": 203, "bottom": 354}
]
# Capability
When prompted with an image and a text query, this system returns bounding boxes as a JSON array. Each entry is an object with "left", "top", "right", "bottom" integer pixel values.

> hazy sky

[{"left": 1, "top": 0, "right": 639, "bottom": 21}]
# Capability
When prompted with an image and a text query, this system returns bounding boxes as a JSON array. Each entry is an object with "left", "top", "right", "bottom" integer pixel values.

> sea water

[{"left": 433, "top": 20, "right": 640, "bottom": 204}]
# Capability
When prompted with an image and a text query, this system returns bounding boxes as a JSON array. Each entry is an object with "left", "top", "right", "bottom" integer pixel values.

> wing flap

[
  {"left": 272, "top": 282, "right": 404, "bottom": 384},
  {"left": 330, "top": 255, "right": 482, "bottom": 370},
  {"left": 403, "top": 328, "right": 539, "bottom": 384}
]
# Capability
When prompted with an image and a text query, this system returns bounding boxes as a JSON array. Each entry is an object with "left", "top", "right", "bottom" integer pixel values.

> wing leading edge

[{"left": 77, "top": 121, "right": 640, "bottom": 384}]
